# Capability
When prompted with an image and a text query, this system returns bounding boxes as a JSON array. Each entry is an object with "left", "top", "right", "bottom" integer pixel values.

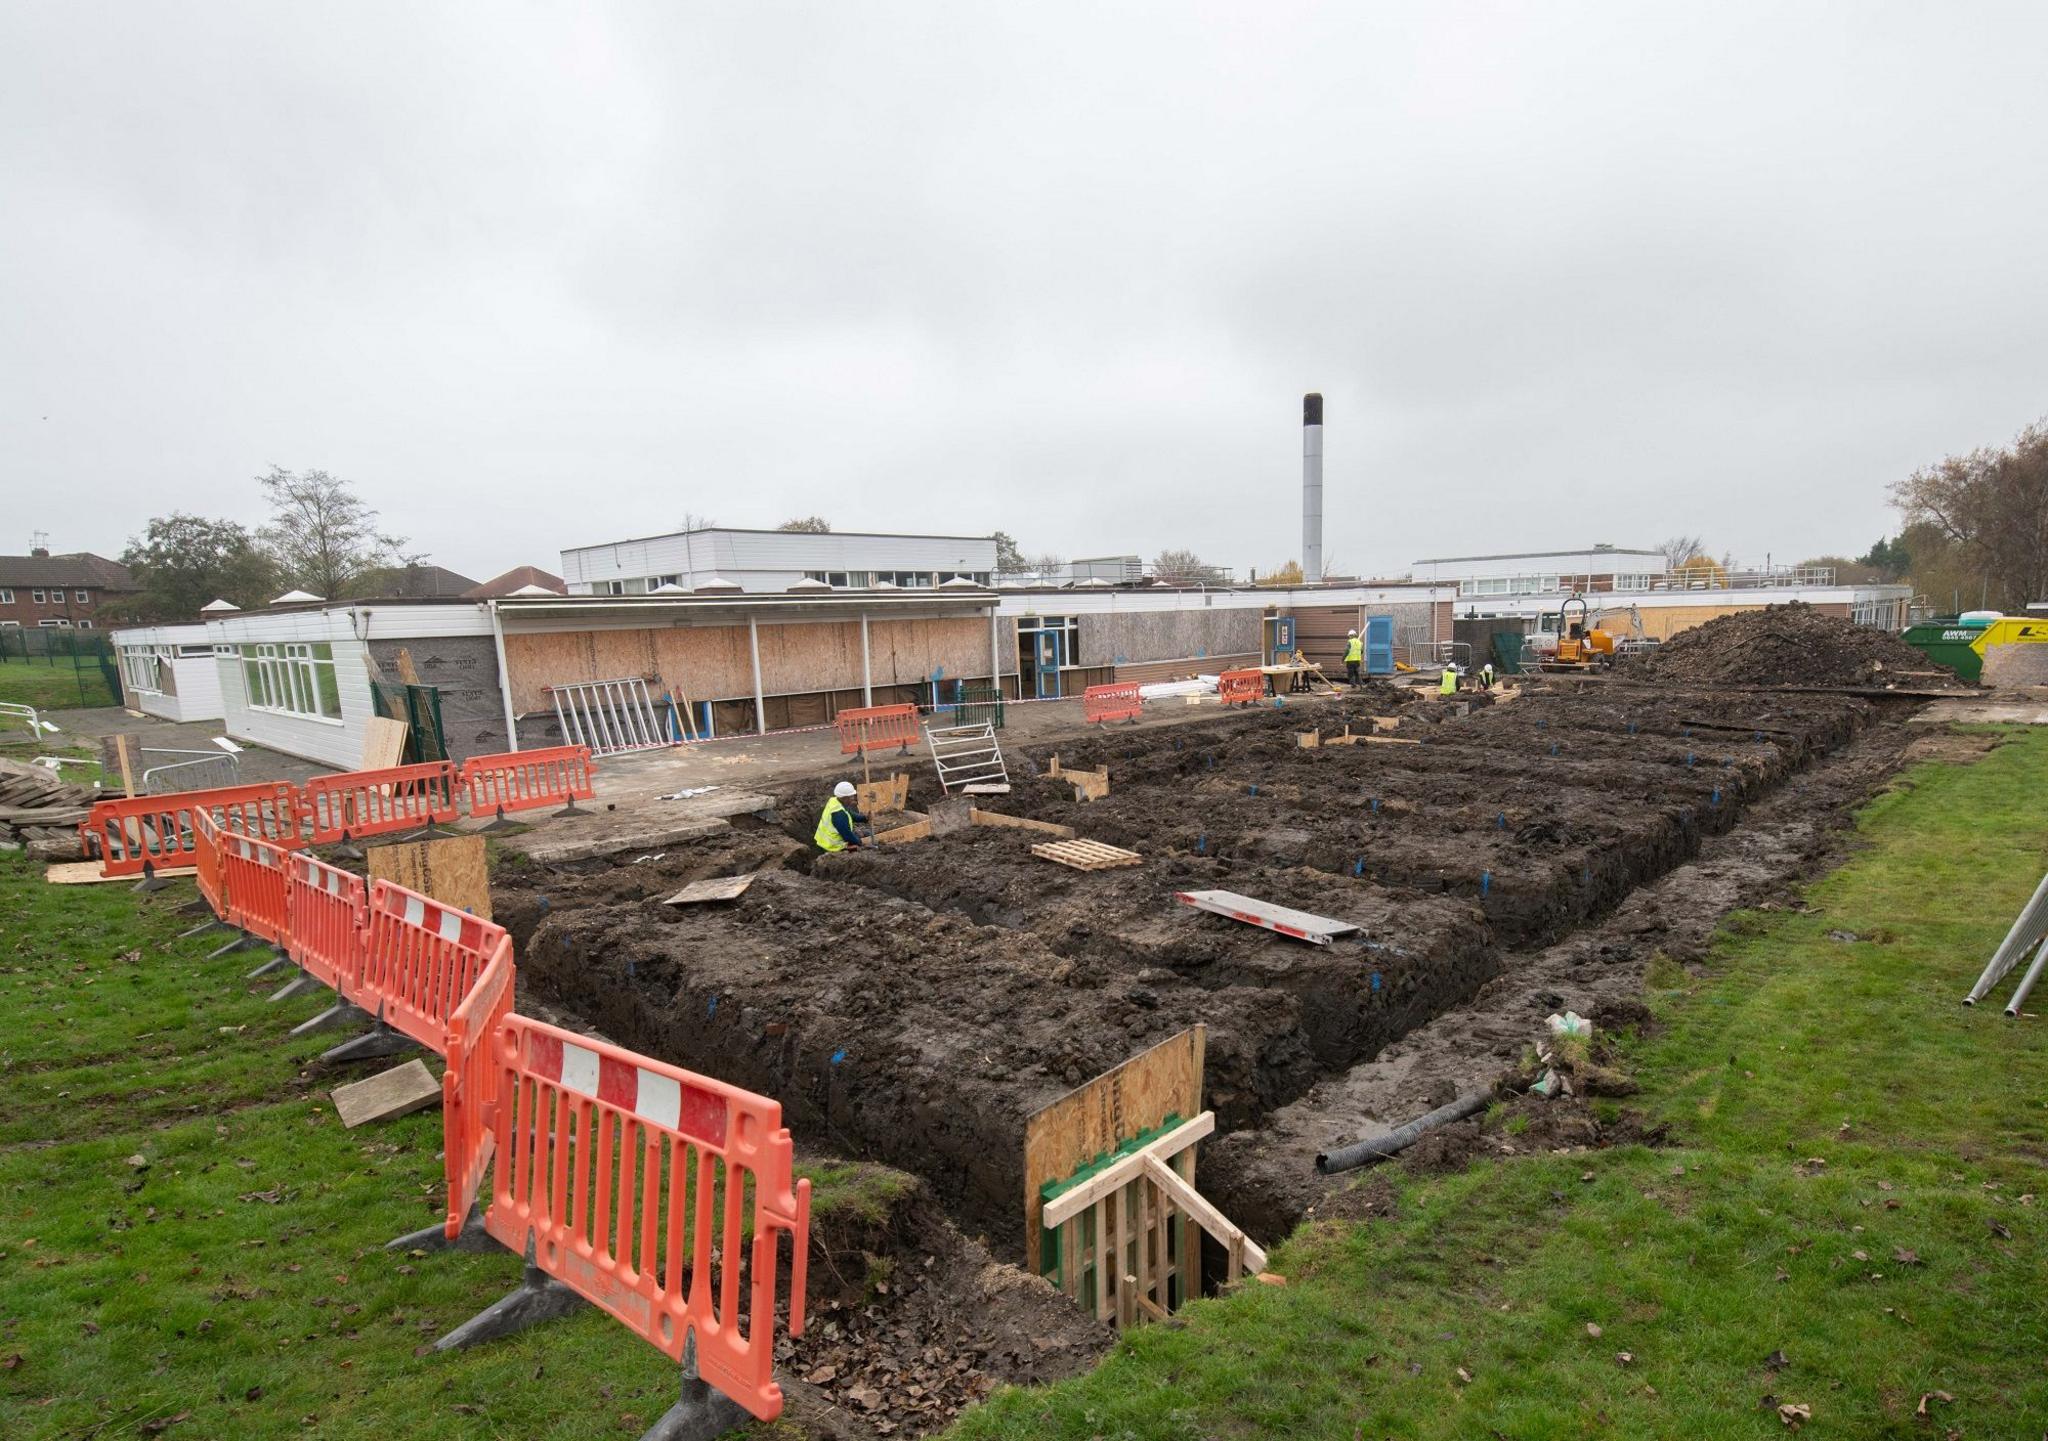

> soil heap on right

[{"left": 1618, "top": 601, "right": 1971, "bottom": 690}]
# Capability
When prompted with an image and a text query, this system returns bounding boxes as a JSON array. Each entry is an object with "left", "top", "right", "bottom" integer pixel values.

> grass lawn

[
  {"left": 0, "top": 654, "right": 119, "bottom": 712},
  {"left": 951, "top": 727, "right": 2048, "bottom": 1440},
  {"left": 0, "top": 856, "right": 872, "bottom": 1440}
]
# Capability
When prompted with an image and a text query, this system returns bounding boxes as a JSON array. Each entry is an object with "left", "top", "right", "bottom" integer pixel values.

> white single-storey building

[{"left": 113, "top": 623, "right": 226, "bottom": 723}]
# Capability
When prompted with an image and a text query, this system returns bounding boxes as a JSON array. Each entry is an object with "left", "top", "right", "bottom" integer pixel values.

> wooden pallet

[{"left": 1032, "top": 838, "right": 1141, "bottom": 871}]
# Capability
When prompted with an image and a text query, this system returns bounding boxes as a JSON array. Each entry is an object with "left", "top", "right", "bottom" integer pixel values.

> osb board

[
  {"left": 1023, "top": 1024, "right": 1205, "bottom": 1272},
  {"left": 47, "top": 861, "right": 194, "bottom": 885},
  {"left": 507, "top": 618, "right": 996, "bottom": 712},
  {"left": 361, "top": 716, "right": 409, "bottom": 771},
  {"left": 663, "top": 873, "right": 755, "bottom": 905},
  {"left": 872, "top": 818, "right": 931, "bottom": 845},
  {"left": 366, "top": 833, "right": 492, "bottom": 921},
  {"left": 857, "top": 773, "right": 910, "bottom": 814}
]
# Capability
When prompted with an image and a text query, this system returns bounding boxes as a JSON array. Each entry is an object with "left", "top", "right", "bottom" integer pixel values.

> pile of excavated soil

[{"left": 1621, "top": 602, "right": 1968, "bottom": 689}]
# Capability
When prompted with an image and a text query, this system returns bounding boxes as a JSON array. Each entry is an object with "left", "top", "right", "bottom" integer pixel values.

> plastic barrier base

[
  {"left": 435, "top": 1255, "right": 588, "bottom": 1351},
  {"left": 639, "top": 1343, "right": 749, "bottom": 1441},
  {"left": 269, "top": 974, "right": 323, "bottom": 1004},
  {"left": 290, "top": 1000, "right": 369, "bottom": 1037},
  {"left": 247, "top": 952, "right": 290, "bottom": 979},
  {"left": 179, "top": 918, "right": 230, "bottom": 940},
  {"left": 321, "top": 1019, "right": 422, "bottom": 1064},
  {"left": 389, "top": 1206, "right": 496, "bottom": 1256},
  {"left": 208, "top": 933, "right": 259, "bottom": 960}
]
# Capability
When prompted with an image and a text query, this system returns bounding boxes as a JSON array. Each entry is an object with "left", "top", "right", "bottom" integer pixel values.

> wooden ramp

[{"left": 1175, "top": 889, "right": 1360, "bottom": 945}]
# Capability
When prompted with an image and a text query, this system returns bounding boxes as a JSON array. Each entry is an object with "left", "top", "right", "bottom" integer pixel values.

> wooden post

[
  {"left": 113, "top": 734, "right": 136, "bottom": 798},
  {"left": 1093, "top": 1196, "right": 1111, "bottom": 1322}
]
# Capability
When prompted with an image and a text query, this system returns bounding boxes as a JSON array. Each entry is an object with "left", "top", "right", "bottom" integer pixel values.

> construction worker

[
  {"left": 1344, "top": 629, "right": 1364, "bottom": 687},
  {"left": 814, "top": 780, "right": 868, "bottom": 852},
  {"left": 1479, "top": 661, "right": 1496, "bottom": 691},
  {"left": 1440, "top": 662, "right": 1460, "bottom": 697}
]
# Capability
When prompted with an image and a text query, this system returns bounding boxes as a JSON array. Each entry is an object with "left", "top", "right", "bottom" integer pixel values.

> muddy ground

[{"left": 481, "top": 678, "right": 1938, "bottom": 1435}]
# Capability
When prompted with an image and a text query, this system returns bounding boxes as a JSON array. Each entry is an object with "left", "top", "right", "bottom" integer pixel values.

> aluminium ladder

[
  {"left": 925, "top": 720, "right": 1009, "bottom": 795},
  {"left": 550, "top": 677, "right": 669, "bottom": 756}
]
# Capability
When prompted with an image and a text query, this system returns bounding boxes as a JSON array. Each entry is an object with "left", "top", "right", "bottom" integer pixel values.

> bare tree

[
  {"left": 1152, "top": 548, "right": 1220, "bottom": 583},
  {"left": 1891, "top": 419, "right": 2048, "bottom": 611},
  {"left": 776, "top": 516, "right": 833, "bottom": 533},
  {"left": 1658, "top": 534, "right": 1706, "bottom": 570},
  {"left": 1025, "top": 551, "right": 1065, "bottom": 573},
  {"left": 677, "top": 511, "right": 718, "bottom": 532},
  {"left": 256, "top": 466, "right": 413, "bottom": 600}
]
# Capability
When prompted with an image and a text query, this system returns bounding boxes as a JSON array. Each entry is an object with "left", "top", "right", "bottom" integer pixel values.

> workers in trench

[
  {"left": 1440, "top": 662, "right": 1460, "bottom": 696},
  {"left": 814, "top": 780, "right": 870, "bottom": 852},
  {"left": 1344, "top": 628, "right": 1363, "bottom": 686}
]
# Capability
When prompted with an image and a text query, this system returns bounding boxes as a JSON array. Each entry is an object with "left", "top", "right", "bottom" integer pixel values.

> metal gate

[{"left": 550, "top": 677, "right": 668, "bottom": 756}]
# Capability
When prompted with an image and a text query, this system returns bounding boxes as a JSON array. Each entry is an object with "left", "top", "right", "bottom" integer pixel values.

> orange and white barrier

[
  {"left": 351, "top": 881, "right": 509, "bottom": 1056},
  {"left": 285, "top": 851, "right": 368, "bottom": 993},
  {"left": 442, "top": 941, "right": 514, "bottom": 1240},
  {"left": 834, "top": 702, "right": 920, "bottom": 757},
  {"left": 220, "top": 830, "right": 294, "bottom": 949},
  {"left": 1218, "top": 668, "right": 1266, "bottom": 707},
  {"left": 303, "top": 761, "right": 460, "bottom": 845},
  {"left": 81, "top": 781, "right": 302, "bottom": 879},
  {"left": 1083, "top": 681, "right": 1143, "bottom": 726},
  {"left": 191, "top": 806, "right": 226, "bottom": 918},
  {"left": 484, "top": 1015, "right": 810, "bottom": 1421},
  {"left": 459, "top": 746, "right": 596, "bottom": 819}
]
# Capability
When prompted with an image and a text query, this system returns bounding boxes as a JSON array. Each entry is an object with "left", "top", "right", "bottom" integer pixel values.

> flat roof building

[{"left": 560, "top": 527, "right": 999, "bottom": 596}]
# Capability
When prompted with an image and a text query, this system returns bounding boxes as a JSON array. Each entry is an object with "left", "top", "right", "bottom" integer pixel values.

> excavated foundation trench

[{"left": 493, "top": 682, "right": 1893, "bottom": 1279}]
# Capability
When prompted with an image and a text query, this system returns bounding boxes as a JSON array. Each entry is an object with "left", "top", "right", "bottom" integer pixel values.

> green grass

[
  {"left": 0, "top": 857, "right": 871, "bottom": 1439},
  {"left": 0, "top": 654, "right": 119, "bottom": 711},
  {"left": 951, "top": 727, "right": 2048, "bottom": 1441}
]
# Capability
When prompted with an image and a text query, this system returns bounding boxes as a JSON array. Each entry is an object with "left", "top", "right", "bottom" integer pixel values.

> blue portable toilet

[{"left": 1365, "top": 615, "right": 1395, "bottom": 675}]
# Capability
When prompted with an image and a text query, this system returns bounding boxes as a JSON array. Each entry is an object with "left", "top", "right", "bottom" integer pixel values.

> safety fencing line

[
  {"left": 834, "top": 702, "right": 922, "bottom": 758},
  {"left": 81, "top": 781, "right": 303, "bottom": 880},
  {"left": 459, "top": 746, "right": 596, "bottom": 825},
  {"left": 482, "top": 1015, "right": 810, "bottom": 1422},
  {"left": 442, "top": 939, "right": 515, "bottom": 1240},
  {"left": 351, "top": 881, "right": 509, "bottom": 1057},
  {"left": 220, "top": 829, "right": 293, "bottom": 952},
  {"left": 303, "top": 761, "right": 461, "bottom": 846},
  {"left": 1217, "top": 668, "right": 1265, "bottom": 707},
  {"left": 1082, "top": 681, "right": 1144, "bottom": 726}
]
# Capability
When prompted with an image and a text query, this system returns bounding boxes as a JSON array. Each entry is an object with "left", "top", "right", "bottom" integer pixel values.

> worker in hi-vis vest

[
  {"left": 814, "top": 780, "right": 869, "bottom": 852},
  {"left": 1344, "top": 629, "right": 1364, "bottom": 687},
  {"left": 1440, "top": 663, "right": 1460, "bottom": 696}
]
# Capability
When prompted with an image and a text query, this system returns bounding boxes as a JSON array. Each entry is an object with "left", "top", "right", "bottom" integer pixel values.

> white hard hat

[
  {"left": 1347, "top": 629, "right": 1358, "bottom": 636},
  {"left": 833, "top": 781, "right": 857, "bottom": 798}
]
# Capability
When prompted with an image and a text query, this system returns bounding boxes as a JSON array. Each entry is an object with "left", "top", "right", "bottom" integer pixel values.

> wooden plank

[
  {"left": 855, "top": 772, "right": 910, "bottom": 814},
  {"left": 114, "top": 734, "right": 137, "bottom": 799},
  {"left": 1175, "top": 1145, "right": 1198, "bottom": 1308},
  {"left": 1295, "top": 730, "right": 1320, "bottom": 749},
  {"left": 1068, "top": 768, "right": 1109, "bottom": 802},
  {"left": 361, "top": 715, "right": 409, "bottom": 770},
  {"left": 46, "top": 860, "right": 195, "bottom": 885},
  {"left": 872, "top": 819, "right": 931, "bottom": 845},
  {"left": 366, "top": 833, "right": 492, "bottom": 921},
  {"left": 969, "top": 808, "right": 1076, "bottom": 840},
  {"left": 1041, "top": 1112, "right": 1216, "bottom": 1227},
  {"left": 1141, "top": 1152, "right": 1266, "bottom": 1274},
  {"left": 1363, "top": 735, "right": 1421, "bottom": 746},
  {"left": 331, "top": 1058, "right": 442, "bottom": 1128},
  {"left": 394, "top": 648, "right": 422, "bottom": 686},
  {"left": 1023, "top": 1025, "right": 1205, "bottom": 1273},
  {"left": 961, "top": 782, "right": 1012, "bottom": 795},
  {"left": 661, "top": 873, "right": 755, "bottom": 905},
  {"left": 1093, "top": 1196, "right": 1112, "bottom": 1321}
]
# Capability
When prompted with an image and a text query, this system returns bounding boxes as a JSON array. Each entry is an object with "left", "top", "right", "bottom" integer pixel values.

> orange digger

[{"left": 1541, "top": 594, "right": 1617, "bottom": 671}]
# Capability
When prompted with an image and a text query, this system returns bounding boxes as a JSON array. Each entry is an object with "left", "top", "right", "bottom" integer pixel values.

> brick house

[{"left": 0, "top": 548, "right": 139, "bottom": 634}]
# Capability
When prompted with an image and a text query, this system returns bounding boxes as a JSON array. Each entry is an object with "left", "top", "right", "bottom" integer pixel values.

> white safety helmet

[
  {"left": 1347, "top": 629, "right": 1358, "bottom": 637},
  {"left": 833, "top": 781, "right": 857, "bottom": 798}
]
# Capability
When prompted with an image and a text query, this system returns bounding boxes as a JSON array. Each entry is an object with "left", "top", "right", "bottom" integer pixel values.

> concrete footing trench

[{"left": 486, "top": 677, "right": 1926, "bottom": 1432}]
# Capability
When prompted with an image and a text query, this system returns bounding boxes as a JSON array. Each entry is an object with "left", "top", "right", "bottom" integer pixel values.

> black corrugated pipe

[{"left": 1314, "top": 1089, "right": 1492, "bottom": 1174}]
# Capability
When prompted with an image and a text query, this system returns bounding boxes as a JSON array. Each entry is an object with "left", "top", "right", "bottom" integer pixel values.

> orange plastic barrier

[
  {"left": 303, "top": 761, "right": 460, "bottom": 845},
  {"left": 484, "top": 1014, "right": 810, "bottom": 1421},
  {"left": 1218, "top": 668, "right": 1266, "bottom": 707},
  {"left": 1083, "top": 681, "right": 1143, "bottom": 725},
  {"left": 834, "top": 703, "right": 921, "bottom": 757},
  {"left": 442, "top": 942, "right": 514, "bottom": 1239},
  {"left": 80, "top": 781, "right": 302, "bottom": 879},
  {"left": 191, "top": 807, "right": 226, "bottom": 917},
  {"left": 351, "top": 880, "right": 509, "bottom": 1056},
  {"left": 458, "top": 745, "right": 596, "bottom": 817},
  {"left": 285, "top": 851, "right": 369, "bottom": 992},
  {"left": 221, "top": 830, "right": 293, "bottom": 948}
]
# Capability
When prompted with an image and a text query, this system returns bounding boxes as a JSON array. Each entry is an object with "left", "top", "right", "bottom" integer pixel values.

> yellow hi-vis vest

[
  {"left": 1441, "top": 668, "right": 1458, "bottom": 695},
  {"left": 815, "top": 796, "right": 851, "bottom": 852},
  {"left": 1345, "top": 635, "right": 1363, "bottom": 663}
]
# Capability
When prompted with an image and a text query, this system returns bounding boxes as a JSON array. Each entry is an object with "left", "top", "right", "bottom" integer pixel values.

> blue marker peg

[
  {"left": 1549, "top": 742, "right": 1559, "bottom": 756},
  {"left": 830, "top": 1048, "right": 847, "bottom": 1065},
  {"left": 626, "top": 960, "right": 636, "bottom": 979},
  {"left": 1627, "top": 721, "right": 1637, "bottom": 734},
  {"left": 1370, "top": 797, "right": 1381, "bottom": 813},
  {"left": 1370, "top": 971, "right": 1382, "bottom": 993},
  {"left": 1711, "top": 787, "right": 1722, "bottom": 806},
  {"left": 1249, "top": 783, "right": 1259, "bottom": 797},
  {"left": 1496, "top": 811, "right": 1507, "bottom": 829},
  {"left": 1353, "top": 857, "right": 1364, "bottom": 877},
  {"left": 1481, "top": 870, "right": 1492, "bottom": 897},
  {"left": 707, "top": 994, "right": 718, "bottom": 1017},
  {"left": 1686, "top": 752, "right": 1696, "bottom": 766},
  {"left": 1196, "top": 834, "right": 1207, "bottom": 855}
]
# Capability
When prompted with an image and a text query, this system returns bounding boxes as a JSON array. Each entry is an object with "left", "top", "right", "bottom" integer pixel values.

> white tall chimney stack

[{"left": 1302, "top": 392, "right": 1324, "bottom": 584}]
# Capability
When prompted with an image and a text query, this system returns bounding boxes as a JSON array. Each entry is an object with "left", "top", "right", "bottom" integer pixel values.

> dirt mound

[{"left": 1621, "top": 602, "right": 1967, "bottom": 690}]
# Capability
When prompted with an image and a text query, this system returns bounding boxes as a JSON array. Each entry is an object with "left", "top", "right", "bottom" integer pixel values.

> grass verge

[
  {"left": 950, "top": 726, "right": 2048, "bottom": 1440},
  {"left": 0, "top": 656, "right": 118, "bottom": 712},
  {"left": 0, "top": 855, "right": 858, "bottom": 1439}
]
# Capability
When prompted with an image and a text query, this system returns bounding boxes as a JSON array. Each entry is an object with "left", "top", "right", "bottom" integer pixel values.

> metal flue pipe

[
  {"left": 1302, "top": 392, "right": 1324, "bottom": 585},
  {"left": 1315, "top": 1089, "right": 1491, "bottom": 1174}
]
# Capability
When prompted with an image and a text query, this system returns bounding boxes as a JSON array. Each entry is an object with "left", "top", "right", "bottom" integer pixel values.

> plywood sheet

[
  {"left": 1022, "top": 1025, "right": 1204, "bottom": 1272},
  {"left": 366, "top": 833, "right": 492, "bottom": 921},
  {"left": 46, "top": 861, "right": 195, "bottom": 885},
  {"left": 361, "top": 716, "right": 409, "bottom": 770},
  {"left": 662, "top": 873, "right": 755, "bottom": 905}
]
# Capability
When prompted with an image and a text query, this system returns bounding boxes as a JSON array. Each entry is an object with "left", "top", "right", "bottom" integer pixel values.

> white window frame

[
  {"left": 75, "top": 589, "right": 89, "bottom": 603},
  {"left": 31, "top": 589, "right": 47, "bottom": 603},
  {"left": 37, "top": 618, "right": 70, "bottom": 628},
  {"left": 239, "top": 641, "right": 342, "bottom": 723},
  {"left": 0, "top": 588, "right": 12, "bottom": 604},
  {"left": 78, "top": 619, "right": 93, "bottom": 630}
]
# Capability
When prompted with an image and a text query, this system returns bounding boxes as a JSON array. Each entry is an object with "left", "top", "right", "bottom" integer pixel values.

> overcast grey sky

[{"left": 5, "top": 2, "right": 2045, "bottom": 583}]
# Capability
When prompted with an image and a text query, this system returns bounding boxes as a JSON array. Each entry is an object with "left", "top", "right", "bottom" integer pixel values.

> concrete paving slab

[{"left": 332, "top": 1058, "right": 442, "bottom": 1128}]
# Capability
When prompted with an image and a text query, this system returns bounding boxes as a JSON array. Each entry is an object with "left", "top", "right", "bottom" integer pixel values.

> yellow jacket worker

[{"left": 814, "top": 781, "right": 869, "bottom": 852}]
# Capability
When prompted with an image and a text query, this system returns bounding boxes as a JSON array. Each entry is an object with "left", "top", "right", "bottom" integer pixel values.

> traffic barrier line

[
  {"left": 1083, "top": 681, "right": 1144, "bottom": 726},
  {"left": 304, "top": 761, "right": 461, "bottom": 845},
  {"left": 460, "top": 746, "right": 596, "bottom": 824}
]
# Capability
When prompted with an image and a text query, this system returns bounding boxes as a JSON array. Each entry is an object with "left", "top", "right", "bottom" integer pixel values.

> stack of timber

[{"left": 0, "top": 758, "right": 96, "bottom": 859}]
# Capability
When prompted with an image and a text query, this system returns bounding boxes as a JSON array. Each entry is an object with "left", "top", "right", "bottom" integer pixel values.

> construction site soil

[
  {"left": 1618, "top": 600, "right": 1970, "bottom": 689},
  {"left": 481, "top": 673, "right": 1944, "bottom": 1435}
]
